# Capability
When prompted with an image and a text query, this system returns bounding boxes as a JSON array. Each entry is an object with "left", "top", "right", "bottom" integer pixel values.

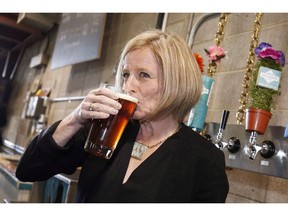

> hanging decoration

[
  {"left": 205, "top": 44, "right": 227, "bottom": 77},
  {"left": 245, "top": 42, "right": 285, "bottom": 134},
  {"left": 187, "top": 13, "right": 228, "bottom": 132},
  {"left": 206, "top": 13, "right": 228, "bottom": 77},
  {"left": 236, "top": 13, "right": 263, "bottom": 124}
]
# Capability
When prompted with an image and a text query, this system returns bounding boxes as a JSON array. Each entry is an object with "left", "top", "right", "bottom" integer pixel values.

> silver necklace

[{"left": 131, "top": 124, "right": 182, "bottom": 160}]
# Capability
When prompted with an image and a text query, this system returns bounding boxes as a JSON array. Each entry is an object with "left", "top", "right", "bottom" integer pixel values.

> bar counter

[{"left": 0, "top": 140, "right": 80, "bottom": 203}]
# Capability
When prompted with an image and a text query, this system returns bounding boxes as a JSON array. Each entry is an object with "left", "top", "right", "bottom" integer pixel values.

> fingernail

[{"left": 112, "top": 109, "right": 119, "bottom": 114}]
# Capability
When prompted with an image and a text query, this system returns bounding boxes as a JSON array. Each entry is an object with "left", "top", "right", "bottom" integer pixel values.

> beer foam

[{"left": 117, "top": 93, "right": 138, "bottom": 104}]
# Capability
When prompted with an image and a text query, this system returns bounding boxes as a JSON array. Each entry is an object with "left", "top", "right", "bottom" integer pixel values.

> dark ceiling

[
  {"left": 0, "top": 13, "right": 60, "bottom": 104},
  {"left": 0, "top": 13, "right": 60, "bottom": 82},
  {"left": 0, "top": 13, "right": 45, "bottom": 102},
  {"left": 0, "top": 13, "right": 44, "bottom": 56}
]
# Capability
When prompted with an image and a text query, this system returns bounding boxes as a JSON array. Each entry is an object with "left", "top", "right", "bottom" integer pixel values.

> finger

[
  {"left": 91, "top": 87, "right": 120, "bottom": 100},
  {"left": 81, "top": 108, "right": 110, "bottom": 120},
  {"left": 76, "top": 102, "right": 109, "bottom": 121},
  {"left": 84, "top": 92, "right": 122, "bottom": 112},
  {"left": 87, "top": 102, "right": 119, "bottom": 115},
  {"left": 79, "top": 87, "right": 123, "bottom": 121}
]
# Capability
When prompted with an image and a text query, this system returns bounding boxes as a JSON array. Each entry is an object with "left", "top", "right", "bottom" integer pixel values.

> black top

[{"left": 16, "top": 120, "right": 229, "bottom": 203}]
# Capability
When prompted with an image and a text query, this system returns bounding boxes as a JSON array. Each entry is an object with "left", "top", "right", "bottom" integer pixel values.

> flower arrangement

[
  {"left": 204, "top": 45, "right": 226, "bottom": 64},
  {"left": 193, "top": 53, "right": 205, "bottom": 73},
  {"left": 254, "top": 42, "right": 285, "bottom": 67},
  {"left": 204, "top": 45, "right": 227, "bottom": 77},
  {"left": 248, "top": 42, "right": 285, "bottom": 112},
  {"left": 245, "top": 42, "right": 285, "bottom": 135},
  {"left": 188, "top": 52, "right": 212, "bottom": 132},
  {"left": 188, "top": 48, "right": 227, "bottom": 132}
]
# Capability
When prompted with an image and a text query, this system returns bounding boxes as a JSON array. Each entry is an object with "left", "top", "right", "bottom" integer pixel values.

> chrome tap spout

[
  {"left": 247, "top": 131, "right": 276, "bottom": 160},
  {"left": 249, "top": 144, "right": 262, "bottom": 160},
  {"left": 249, "top": 131, "right": 258, "bottom": 145},
  {"left": 248, "top": 131, "right": 260, "bottom": 160},
  {"left": 215, "top": 140, "right": 229, "bottom": 150}
]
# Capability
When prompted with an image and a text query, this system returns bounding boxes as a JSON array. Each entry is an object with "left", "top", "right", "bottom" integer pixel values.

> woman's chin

[{"left": 132, "top": 111, "right": 144, "bottom": 120}]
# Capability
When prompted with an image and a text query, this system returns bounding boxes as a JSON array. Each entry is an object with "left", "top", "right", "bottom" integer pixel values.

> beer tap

[
  {"left": 247, "top": 131, "right": 275, "bottom": 160},
  {"left": 214, "top": 110, "right": 230, "bottom": 150},
  {"left": 214, "top": 110, "right": 240, "bottom": 153}
]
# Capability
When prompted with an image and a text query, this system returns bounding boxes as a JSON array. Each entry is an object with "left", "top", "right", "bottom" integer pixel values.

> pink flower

[
  {"left": 205, "top": 45, "right": 226, "bottom": 63},
  {"left": 258, "top": 47, "right": 281, "bottom": 61},
  {"left": 255, "top": 42, "right": 285, "bottom": 67}
]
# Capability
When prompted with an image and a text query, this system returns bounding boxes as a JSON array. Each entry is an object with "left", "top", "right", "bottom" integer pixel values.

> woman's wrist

[{"left": 52, "top": 111, "right": 84, "bottom": 147}]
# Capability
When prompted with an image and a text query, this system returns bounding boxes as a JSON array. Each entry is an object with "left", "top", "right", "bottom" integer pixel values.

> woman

[{"left": 16, "top": 29, "right": 229, "bottom": 202}]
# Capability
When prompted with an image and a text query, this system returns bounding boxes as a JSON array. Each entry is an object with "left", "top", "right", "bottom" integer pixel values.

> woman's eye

[
  {"left": 139, "top": 72, "right": 150, "bottom": 78},
  {"left": 122, "top": 72, "right": 130, "bottom": 78}
]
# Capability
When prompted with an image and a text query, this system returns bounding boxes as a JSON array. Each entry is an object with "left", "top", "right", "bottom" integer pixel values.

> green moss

[{"left": 248, "top": 58, "right": 282, "bottom": 112}]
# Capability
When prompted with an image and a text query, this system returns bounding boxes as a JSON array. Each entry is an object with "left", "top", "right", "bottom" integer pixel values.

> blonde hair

[{"left": 115, "top": 29, "right": 202, "bottom": 121}]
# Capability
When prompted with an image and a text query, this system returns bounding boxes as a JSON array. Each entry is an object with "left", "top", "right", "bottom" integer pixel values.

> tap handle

[
  {"left": 220, "top": 110, "right": 230, "bottom": 130},
  {"left": 227, "top": 137, "right": 240, "bottom": 153},
  {"left": 260, "top": 140, "right": 275, "bottom": 159}
]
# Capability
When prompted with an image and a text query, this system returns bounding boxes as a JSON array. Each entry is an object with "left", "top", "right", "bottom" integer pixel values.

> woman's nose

[{"left": 123, "top": 76, "right": 136, "bottom": 93}]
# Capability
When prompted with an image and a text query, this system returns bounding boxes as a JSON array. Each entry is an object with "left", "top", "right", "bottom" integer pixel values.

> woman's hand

[
  {"left": 52, "top": 86, "right": 122, "bottom": 147},
  {"left": 72, "top": 87, "right": 122, "bottom": 125}
]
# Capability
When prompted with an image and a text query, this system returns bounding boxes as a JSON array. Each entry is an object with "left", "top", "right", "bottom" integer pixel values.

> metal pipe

[
  {"left": 2, "top": 50, "right": 11, "bottom": 78},
  {"left": 10, "top": 45, "right": 25, "bottom": 80},
  {"left": 188, "top": 13, "right": 220, "bottom": 47},
  {"left": 161, "top": 13, "right": 169, "bottom": 32},
  {"left": 3, "top": 139, "right": 25, "bottom": 154},
  {"left": 156, "top": 13, "right": 165, "bottom": 30},
  {"left": 49, "top": 96, "right": 85, "bottom": 103}
]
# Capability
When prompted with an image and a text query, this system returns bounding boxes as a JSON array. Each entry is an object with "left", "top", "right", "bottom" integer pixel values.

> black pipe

[{"left": 156, "top": 13, "right": 165, "bottom": 30}]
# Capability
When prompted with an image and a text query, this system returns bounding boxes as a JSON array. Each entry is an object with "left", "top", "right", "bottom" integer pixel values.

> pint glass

[{"left": 84, "top": 85, "right": 138, "bottom": 159}]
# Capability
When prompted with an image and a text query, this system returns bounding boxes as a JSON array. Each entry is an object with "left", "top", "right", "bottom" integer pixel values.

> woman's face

[{"left": 122, "top": 47, "right": 163, "bottom": 121}]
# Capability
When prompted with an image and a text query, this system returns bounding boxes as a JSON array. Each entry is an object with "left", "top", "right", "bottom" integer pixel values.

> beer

[{"left": 84, "top": 93, "right": 138, "bottom": 159}]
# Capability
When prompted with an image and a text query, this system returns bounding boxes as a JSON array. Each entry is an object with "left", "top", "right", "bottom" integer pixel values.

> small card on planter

[{"left": 256, "top": 66, "right": 281, "bottom": 91}]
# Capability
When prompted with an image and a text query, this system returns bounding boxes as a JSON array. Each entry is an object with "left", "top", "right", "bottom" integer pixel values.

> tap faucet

[
  {"left": 214, "top": 110, "right": 230, "bottom": 150},
  {"left": 248, "top": 131, "right": 275, "bottom": 160},
  {"left": 214, "top": 110, "right": 241, "bottom": 153},
  {"left": 248, "top": 131, "right": 262, "bottom": 160}
]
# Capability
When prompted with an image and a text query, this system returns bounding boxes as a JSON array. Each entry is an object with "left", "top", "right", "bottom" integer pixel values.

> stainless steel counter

[
  {"left": 0, "top": 144, "right": 33, "bottom": 202},
  {"left": 0, "top": 140, "right": 80, "bottom": 203}
]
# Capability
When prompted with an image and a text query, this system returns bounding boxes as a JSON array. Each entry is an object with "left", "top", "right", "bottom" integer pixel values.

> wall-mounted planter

[{"left": 245, "top": 108, "right": 272, "bottom": 135}]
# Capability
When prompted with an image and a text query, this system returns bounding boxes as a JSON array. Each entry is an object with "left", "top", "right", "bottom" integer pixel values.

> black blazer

[{"left": 16, "top": 120, "right": 229, "bottom": 203}]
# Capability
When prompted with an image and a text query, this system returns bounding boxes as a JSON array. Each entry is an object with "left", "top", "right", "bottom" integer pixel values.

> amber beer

[{"left": 84, "top": 93, "right": 138, "bottom": 159}]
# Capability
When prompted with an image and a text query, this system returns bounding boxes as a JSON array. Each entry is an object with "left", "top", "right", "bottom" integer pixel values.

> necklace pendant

[{"left": 131, "top": 142, "right": 148, "bottom": 160}]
